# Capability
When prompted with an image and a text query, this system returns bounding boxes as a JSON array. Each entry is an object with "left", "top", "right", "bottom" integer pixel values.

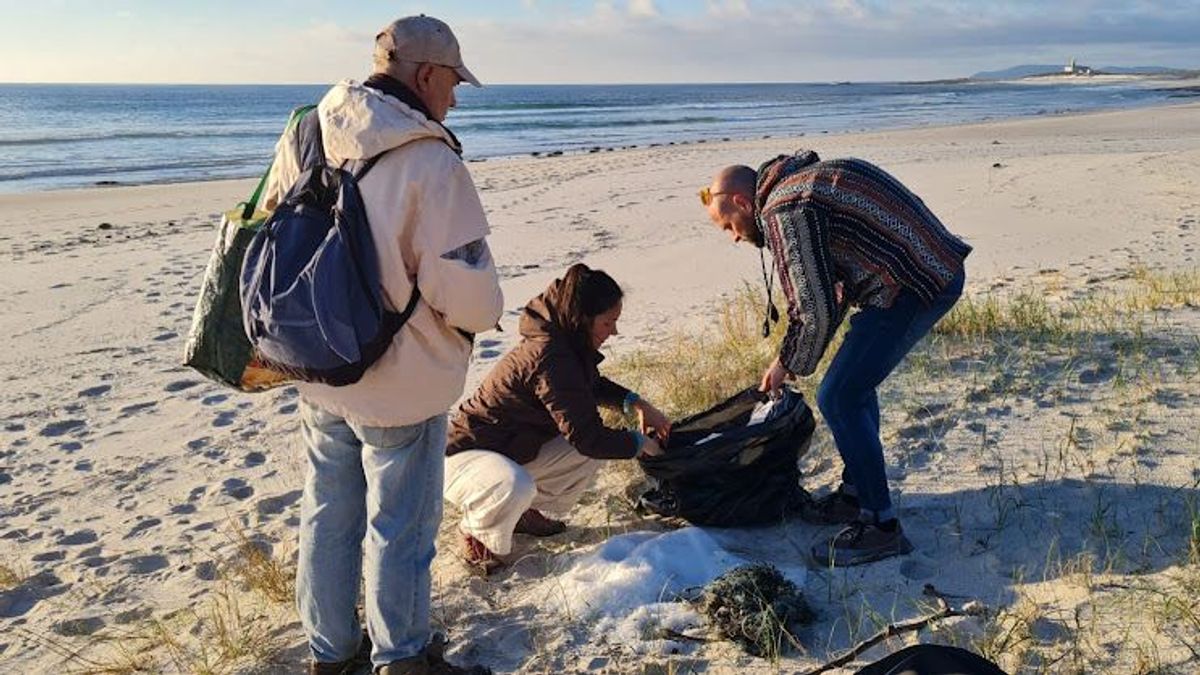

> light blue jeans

[{"left": 297, "top": 400, "right": 446, "bottom": 667}]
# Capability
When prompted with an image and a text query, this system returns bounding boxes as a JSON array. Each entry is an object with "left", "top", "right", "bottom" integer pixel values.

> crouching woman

[{"left": 444, "top": 263, "right": 668, "bottom": 573}]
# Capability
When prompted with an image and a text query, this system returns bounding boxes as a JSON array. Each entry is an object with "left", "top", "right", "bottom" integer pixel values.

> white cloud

[
  {"left": 451, "top": 1, "right": 1200, "bottom": 84},
  {"left": 706, "top": 0, "right": 750, "bottom": 18},
  {"left": 628, "top": 0, "right": 659, "bottom": 19},
  {"left": 829, "top": 0, "right": 868, "bottom": 21},
  {"left": 301, "top": 21, "right": 369, "bottom": 46},
  {"left": 6, "top": 0, "right": 1197, "bottom": 84}
]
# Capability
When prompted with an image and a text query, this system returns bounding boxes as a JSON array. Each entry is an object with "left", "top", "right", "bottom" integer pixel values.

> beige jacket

[{"left": 261, "top": 80, "right": 503, "bottom": 427}]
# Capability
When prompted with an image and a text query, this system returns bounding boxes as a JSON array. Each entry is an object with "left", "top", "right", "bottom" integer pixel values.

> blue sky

[{"left": 2, "top": 1, "right": 1197, "bottom": 84}]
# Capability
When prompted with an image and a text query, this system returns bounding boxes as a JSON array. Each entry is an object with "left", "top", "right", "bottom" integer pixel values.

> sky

[{"left": 1, "top": 0, "right": 1198, "bottom": 85}]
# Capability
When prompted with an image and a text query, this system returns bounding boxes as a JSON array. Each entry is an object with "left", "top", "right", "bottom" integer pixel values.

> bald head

[
  {"left": 704, "top": 164, "right": 762, "bottom": 247},
  {"left": 713, "top": 165, "right": 757, "bottom": 201}
]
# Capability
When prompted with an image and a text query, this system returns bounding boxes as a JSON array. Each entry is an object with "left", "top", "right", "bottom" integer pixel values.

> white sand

[{"left": 1, "top": 102, "right": 1198, "bottom": 672}]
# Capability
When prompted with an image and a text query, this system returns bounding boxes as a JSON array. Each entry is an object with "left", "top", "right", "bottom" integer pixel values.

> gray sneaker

[{"left": 811, "top": 520, "right": 914, "bottom": 567}]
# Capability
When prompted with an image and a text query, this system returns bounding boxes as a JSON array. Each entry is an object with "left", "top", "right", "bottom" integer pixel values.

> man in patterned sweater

[{"left": 702, "top": 150, "right": 971, "bottom": 566}]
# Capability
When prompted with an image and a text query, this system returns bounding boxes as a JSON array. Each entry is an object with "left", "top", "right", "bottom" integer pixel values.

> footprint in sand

[
  {"left": 0, "top": 571, "right": 67, "bottom": 618},
  {"left": 187, "top": 437, "right": 210, "bottom": 451},
  {"left": 77, "top": 384, "right": 111, "bottom": 398},
  {"left": 1030, "top": 617, "right": 1074, "bottom": 644},
  {"left": 153, "top": 331, "right": 177, "bottom": 342},
  {"left": 202, "top": 393, "right": 229, "bottom": 406},
  {"left": 164, "top": 380, "right": 200, "bottom": 393},
  {"left": 58, "top": 441, "right": 83, "bottom": 453},
  {"left": 243, "top": 451, "right": 266, "bottom": 467},
  {"left": 1078, "top": 366, "right": 1116, "bottom": 384},
  {"left": 58, "top": 529, "right": 98, "bottom": 546},
  {"left": 124, "top": 517, "right": 162, "bottom": 539},
  {"left": 32, "top": 550, "right": 66, "bottom": 562},
  {"left": 221, "top": 477, "right": 254, "bottom": 500},
  {"left": 1153, "top": 388, "right": 1187, "bottom": 408},
  {"left": 119, "top": 402, "right": 157, "bottom": 418},
  {"left": 114, "top": 607, "right": 153, "bottom": 625},
  {"left": 118, "top": 554, "right": 169, "bottom": 575},
  {"left": 51, "top": 616, "right": 106, "bottom": 637},
  {"left": 79, "top": 554, "right": 112, "bottom": 569},
  {"left": 212, "top": 411, "right": 237, "bottom": 427},
  {"left": 479, "top": 350, "right": 501, "bottom": 360},
  {"left": 194, "top": 560, "right": 219, "bottom": 581},
  {"left": 39, "top": 419, "right": 86, "bottom": 437},
  {"left": 256, "top": 490, "right": 302, "bottom": 516},
  {"left": 277, "top": 402, "right": 298, "bottom": 415}
]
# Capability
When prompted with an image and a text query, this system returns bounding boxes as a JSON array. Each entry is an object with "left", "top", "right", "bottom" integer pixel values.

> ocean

[{"left": 0, "top": 80, "right": 1191, "bottom": 193}]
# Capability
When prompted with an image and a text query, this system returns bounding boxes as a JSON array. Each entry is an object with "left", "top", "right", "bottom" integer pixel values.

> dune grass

[
  {"left": 0, "top": 560, "right": 25, "bottom": 591},
  {"left": 47, "top": 522, "right": 297, "bottom": 675}
]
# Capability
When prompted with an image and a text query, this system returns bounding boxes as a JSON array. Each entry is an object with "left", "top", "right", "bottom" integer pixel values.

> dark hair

[{"left": 556, "top": 263, "right": 623, "bottom": 351}]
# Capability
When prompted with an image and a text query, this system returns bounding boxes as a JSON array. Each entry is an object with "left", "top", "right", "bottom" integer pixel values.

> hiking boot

[
  {"left": 460, "top": 533, "right": 503, "bottom": 576},
  {"left": 513, "top": 508, "right": 566, "bottom": 537},
  {"left": 811, "top": 520, "right": 914, "bottom": 567},
  {"left": 376, "top": 634, "right": 492, "bottom": 675},
  {"left": 799, "top": 486, "right": 861, "bottom": 526},
  {"left": 310, "top": 630, "right": 372, "bottom": 674}
]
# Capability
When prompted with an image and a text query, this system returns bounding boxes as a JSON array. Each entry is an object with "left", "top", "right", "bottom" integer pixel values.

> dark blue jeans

[{"left": 816, "top": 269, "right": 965, "bottom": 522}]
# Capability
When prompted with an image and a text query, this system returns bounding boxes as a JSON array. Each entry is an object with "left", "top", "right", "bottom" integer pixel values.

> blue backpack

[{"left": 239, "top": 111, "right": 421, "bottom": 386}]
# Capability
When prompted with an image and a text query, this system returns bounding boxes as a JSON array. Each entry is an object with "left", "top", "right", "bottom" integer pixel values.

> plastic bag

[{"left": 637, "top": 386, "right": 816, "bottom": 526}]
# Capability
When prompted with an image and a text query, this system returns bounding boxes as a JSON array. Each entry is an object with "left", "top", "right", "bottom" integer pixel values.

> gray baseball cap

[{"left": 375, "top": 14, "right": 482, "bottom": 87}]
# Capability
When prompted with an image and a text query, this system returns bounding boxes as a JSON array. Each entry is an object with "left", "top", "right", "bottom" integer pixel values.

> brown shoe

[
  {"left": 309, "top": 630, "right": 372, "bottom": 674},
  {"left": 460, "top": 534, "right": 503, "bottom": 575},
  {"left": 811, "top": 519, "right": 914, "bottom": 567},
  {"left": 376, "top": 633, "right": 492, "bottom": 675},
  {"left": 799, "top": 486, "right": 861, "bottom": 525},
  {"left": 513, "top": 509, "right": 566, "bottom": 537}
]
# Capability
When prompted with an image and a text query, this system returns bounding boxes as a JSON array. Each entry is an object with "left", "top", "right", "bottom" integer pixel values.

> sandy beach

[{"left": 1, "top": 101, "right": 1199, "bottom": 673}]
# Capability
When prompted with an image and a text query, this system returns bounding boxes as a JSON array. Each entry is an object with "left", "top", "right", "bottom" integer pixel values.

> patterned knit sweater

[{"left": 755, "top": 150, "right": 971, "bottom": 376}]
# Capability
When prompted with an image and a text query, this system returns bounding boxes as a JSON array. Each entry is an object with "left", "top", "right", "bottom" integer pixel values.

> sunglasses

[{"left": 698, "top": 186, "right": 729, "bottom": 206}]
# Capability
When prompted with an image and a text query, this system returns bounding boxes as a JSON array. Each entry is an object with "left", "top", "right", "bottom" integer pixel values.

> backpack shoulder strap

[
  {"left": 349, "top": 133, "right": 458, "bottom": 183},
  {"left": 293, "top": 110, "right": 326, "bottom": 172}
]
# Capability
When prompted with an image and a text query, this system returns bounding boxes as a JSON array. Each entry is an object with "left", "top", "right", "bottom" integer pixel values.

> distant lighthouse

[{"left": 1064, "top": 57, "right": 1092, "bottom": 76}]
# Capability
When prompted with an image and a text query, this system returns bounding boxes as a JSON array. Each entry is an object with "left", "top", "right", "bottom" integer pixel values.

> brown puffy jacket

[{"left": 446, "top": 280, "right": 638, "bottom": 464}]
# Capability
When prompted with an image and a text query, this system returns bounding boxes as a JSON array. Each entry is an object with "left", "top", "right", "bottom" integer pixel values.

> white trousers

[{"left": 443, "top": 436, "right": 601, "bottom": 555}]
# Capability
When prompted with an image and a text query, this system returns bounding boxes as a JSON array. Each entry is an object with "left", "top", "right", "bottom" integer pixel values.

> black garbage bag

[
  {"left": 637, "top": 386, "right": 816, "bottom": 527},
  {"left": 855, "top": 644, "right": 1008, "bottom": 675}
]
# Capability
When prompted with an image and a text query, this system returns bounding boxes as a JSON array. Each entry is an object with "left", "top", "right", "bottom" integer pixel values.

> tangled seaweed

[{"left": 700, "top": 563, "right": 815, "bottom": 657}]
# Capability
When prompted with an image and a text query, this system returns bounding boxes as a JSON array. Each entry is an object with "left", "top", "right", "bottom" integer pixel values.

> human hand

[
  {"left": 638, "top": 435, "right": 664, "bottom": 458},
  {"left": 759, "top": 357, "right": 789, "bottom": 397},
  {"left": 635, "top": 401, "right": 672, "bottom": 442}
]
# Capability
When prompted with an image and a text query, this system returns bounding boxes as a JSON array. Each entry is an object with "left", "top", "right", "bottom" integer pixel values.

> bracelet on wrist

[{"left": 623, "top": 391, "right": 641, "bottom": 416}]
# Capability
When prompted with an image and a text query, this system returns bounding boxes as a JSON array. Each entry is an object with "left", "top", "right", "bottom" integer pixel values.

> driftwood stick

[{"left": 799, "top": 599, "right": 961, "bottom": 675}]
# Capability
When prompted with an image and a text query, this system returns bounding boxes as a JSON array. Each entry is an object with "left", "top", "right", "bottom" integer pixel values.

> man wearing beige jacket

[{"left": 261, "top": 15, "right": 501, "bottom": 675}]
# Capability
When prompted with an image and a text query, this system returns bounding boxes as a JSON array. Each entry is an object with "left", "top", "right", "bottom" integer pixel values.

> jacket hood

[
  {"left": 519, "top": 282, "right": 566, "bottom": 342},
  {"left": 519, "top": 280, "right": 604, "bottom": 363},
  {"left": 755, "top": 149, "right": 822, "bottom": 210},
  {"left": 317, "top": 79, "right": 460, "bottom": 162}
]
